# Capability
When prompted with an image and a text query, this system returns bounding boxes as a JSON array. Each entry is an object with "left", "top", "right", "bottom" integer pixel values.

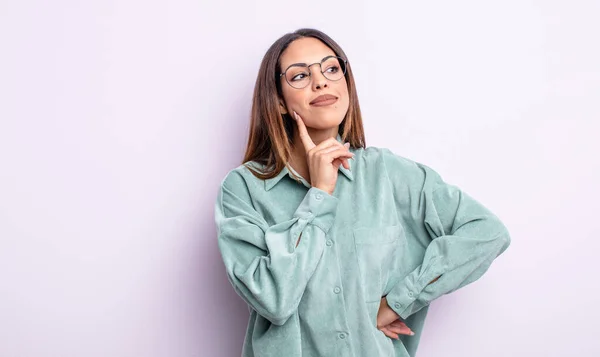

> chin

[
  {"left": 306, "top": 119, "right": 343, "bottom": 130},
  {"left": 305, "top": 113, "right": 345, "bottom": 128}
]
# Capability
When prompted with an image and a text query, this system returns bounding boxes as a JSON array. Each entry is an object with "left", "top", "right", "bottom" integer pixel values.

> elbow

[
  {"left": 232, "top": 292, "right": 296, "bottom": 326},
  {"left": 494, "top": 223, "right": 511, "bottom": 256},
  {"left": 480, "top": 217, "right": 511, "bottom": 257},
  {"left": 268, "top": 312, "right": 292, "bottom": 326},
  {"left": 500, "top": 232, "right": 511, "bottom": 254},
  {"left": 246, "top": 288, "right": 298, "bottom": 326},
  {"left": 262, "top": 305, "right": 295, "bottom": 326},
  {"left": 255, "top": 293, "right": 300, "bottom": 326},
  {"left": 228, "top": 270, "right": 298, "bottom": 326}
]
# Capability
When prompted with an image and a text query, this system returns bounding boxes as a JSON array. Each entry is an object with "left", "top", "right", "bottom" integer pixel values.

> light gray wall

[{"left": 1, "top": 0, "right": 598, "bottom": 356}]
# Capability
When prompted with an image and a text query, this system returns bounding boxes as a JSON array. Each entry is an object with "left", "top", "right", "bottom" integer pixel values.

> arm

[
  {"left": 381, "top": 149, "right": 511, "bottom": 320},
  {"left": 214, "top": 172, "right": 339, "bottom": 326}
]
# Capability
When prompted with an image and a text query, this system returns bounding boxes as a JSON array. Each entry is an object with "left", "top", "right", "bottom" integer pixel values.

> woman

[{"left": 214, "top": 28, "right": 511, "bottom": 357}]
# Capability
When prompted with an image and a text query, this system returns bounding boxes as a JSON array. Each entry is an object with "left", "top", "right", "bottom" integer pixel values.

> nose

[{"left": 308, "top": 63, "right": 329, "bottom": 90}]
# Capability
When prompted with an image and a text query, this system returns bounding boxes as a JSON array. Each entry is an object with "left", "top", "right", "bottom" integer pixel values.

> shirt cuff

[
  {"left": 385, "top": 264, "right": 439, "bottom": 320},
  {"left": 293, "top": 187, "right": 339, "bottom": 235}
]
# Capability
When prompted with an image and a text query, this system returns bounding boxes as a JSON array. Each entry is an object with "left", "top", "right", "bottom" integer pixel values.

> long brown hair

[{"left": 242, "top": 28, "right": 366, "bottom": 180}]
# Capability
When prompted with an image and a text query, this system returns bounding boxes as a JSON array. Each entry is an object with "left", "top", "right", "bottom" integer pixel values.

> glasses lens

[
  {"left": 283, "top": 57, "right": 347, "bottom": 89},
  {"left": 285, "top": 65, "right": 311, "bottom": 89},
  {"left": 322, "top": 56, "right": 346, "bottom": 81}
]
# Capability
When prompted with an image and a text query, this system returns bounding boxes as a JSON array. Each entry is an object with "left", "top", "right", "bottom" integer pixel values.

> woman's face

[{"left": 278, "top": 37, "right": 350, "bottom": 130}]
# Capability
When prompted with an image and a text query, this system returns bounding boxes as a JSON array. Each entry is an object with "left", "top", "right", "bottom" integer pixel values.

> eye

[
  {"left": 291, "top": 72, "right": 309, "bottom": 81},
  {"left": 325, "top": 65, "right": 340, "bottom": 73}
]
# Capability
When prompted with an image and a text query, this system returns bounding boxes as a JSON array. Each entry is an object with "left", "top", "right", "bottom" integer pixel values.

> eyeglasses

[{"left": 279, "top": 55, "right": 348, "bottom": 89}]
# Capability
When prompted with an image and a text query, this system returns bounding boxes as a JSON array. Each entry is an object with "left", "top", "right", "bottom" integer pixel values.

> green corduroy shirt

[{"left": 214, "top": 134, "right": 511, "bottom": 357}]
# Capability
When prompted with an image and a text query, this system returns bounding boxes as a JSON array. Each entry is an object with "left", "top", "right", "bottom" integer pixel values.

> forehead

[{"left": 280, "top": 37, "right": 336, "bottom": 69}]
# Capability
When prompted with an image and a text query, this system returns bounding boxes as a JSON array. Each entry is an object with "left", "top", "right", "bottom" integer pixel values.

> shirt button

[
  {"left": 315, "top": 193, "right": 323, "bottom": 200},
  {"left": 394, "top": 302, "right": 402, "bottom": 309},
  {"left": 334, "top": 286, "right": 341, "bottom": 294},
  {"left": 339, "top": 333, "right": 346, "bottom": 339},
  {"left": 408, "top": 291, "right": 414, "bottom": 298},
  {"left": 326, "top": 240, "right": 333, "bottom": 246}
]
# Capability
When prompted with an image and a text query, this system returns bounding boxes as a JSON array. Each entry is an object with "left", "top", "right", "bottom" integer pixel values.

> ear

[{"left": 278, "top": 99, "right": 288, "bottom": 115}]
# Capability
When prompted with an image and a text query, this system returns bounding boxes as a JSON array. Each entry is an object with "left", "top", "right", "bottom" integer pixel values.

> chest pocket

[{"left": 353, "top": 225, "right": 407, "bottom": 303}]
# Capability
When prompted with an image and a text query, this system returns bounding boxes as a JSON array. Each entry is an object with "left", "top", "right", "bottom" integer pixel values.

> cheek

[
  {"left": 284, "top": 90, "right": 307, "bottom": 108},
  {"left": 336, "top": 91, "right": 350, "bottom": 111},
  {"left": 281, "top": 84, "right": 297, "bottom": 101},
  {"left": 337, "top": 82, "right": 350, "bottom": 106}
]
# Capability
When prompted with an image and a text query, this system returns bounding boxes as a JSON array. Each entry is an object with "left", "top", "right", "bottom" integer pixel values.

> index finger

[{"left": 293, "top": 111, "right": 316, "bottom": 151}]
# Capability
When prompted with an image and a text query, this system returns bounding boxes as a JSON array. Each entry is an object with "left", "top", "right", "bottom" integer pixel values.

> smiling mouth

[{"left": 310, "top": 97, "right": 338, "bottom": 106}]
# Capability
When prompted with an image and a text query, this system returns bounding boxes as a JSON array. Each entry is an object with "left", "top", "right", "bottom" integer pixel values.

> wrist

[{"left": 314, "top": 185, "right": 334, "bottom": 196}]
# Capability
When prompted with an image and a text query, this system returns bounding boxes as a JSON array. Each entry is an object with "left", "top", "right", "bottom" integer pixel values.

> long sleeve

[
  {"left": 214, "top": 172, "right": 339, "bottom": 326},
  {"left": 381, "top": 149, "right": 511, "bottom": 320}
]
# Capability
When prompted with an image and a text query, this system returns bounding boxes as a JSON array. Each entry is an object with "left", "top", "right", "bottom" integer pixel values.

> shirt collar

[{"left": 264, "top": 133, "right": 354, "bottom": 191}]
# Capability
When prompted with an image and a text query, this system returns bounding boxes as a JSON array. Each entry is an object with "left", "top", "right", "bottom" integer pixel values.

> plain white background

[{"left": 1, "top": 0, "right": 599, "bottom": 356}]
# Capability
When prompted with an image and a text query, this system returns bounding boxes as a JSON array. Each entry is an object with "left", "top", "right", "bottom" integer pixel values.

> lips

[{"left": 310, "top": 94, "right": 338, "bottom": 105}]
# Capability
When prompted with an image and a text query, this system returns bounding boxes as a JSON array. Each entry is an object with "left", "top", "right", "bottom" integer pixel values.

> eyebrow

[{"left": 284, "top": 55, "right": 335, "bottom": 69}]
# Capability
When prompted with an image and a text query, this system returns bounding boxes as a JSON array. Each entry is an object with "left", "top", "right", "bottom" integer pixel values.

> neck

[{"left": 289, "top": 126, "right": 339, "bottom": 183}]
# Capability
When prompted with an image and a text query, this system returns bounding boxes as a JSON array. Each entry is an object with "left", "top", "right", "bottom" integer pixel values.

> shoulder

[
  {"left": 219, "top": 161, "right": 262, "bottom": 187},
  {"left": 217, "top": 161, "right": 266, "bottom": 202},
  {"left": 358, "top": 145, "right": 445, "bottom": 188},
  {"left": 356, "top": 145, "right": 432, "bottom": 174}
]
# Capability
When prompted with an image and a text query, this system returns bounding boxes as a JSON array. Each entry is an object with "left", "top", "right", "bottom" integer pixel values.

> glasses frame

[{"left": 279, "top": 55, "right": 348, "bottom": 89}]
